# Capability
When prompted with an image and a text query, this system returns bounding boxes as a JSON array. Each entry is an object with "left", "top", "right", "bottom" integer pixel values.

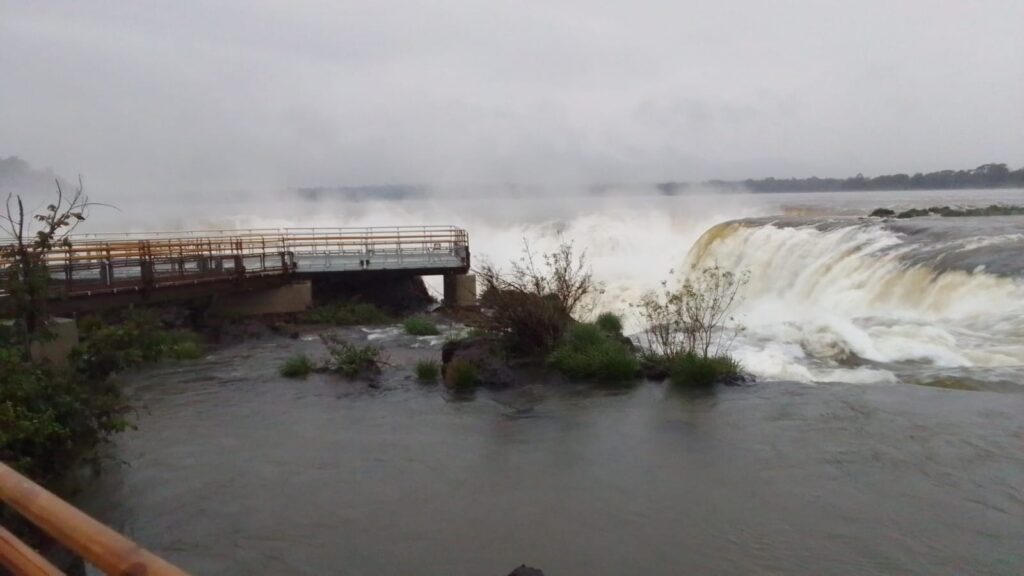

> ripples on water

[
  {"left": 76, "top": 330, "right": 1024, "bottom": 576},
  {"left": 75, "top": 190, "right": 1024, "bottom": 574}
]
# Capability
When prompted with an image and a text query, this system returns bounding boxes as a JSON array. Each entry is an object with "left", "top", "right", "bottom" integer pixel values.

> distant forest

[{"left": 659, "top": 163, "right": 1024, "bottom": 194}]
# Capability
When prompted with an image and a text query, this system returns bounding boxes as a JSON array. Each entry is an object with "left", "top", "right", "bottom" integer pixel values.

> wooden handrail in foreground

[
  {"left": 0, "top": 526, "right": 62, "bottom": 576},
  {"left": 0, "top": 463, "right": 189, "bottom": 576}
]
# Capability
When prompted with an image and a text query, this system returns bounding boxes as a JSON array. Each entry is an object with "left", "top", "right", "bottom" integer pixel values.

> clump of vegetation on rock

[
  {"left": 444, "top": 359, "right": 479, "bottom": 390},
  {"left": 635, "top": 263, "right": 748, "bottom": 387},
  {"left": 404, "top": 316, "right": 440, "bottom": 336},
  {"left": 279, "top": 353, "right": 314, "bottom": 378},
  {"left": 595, "top": 311, "right": 624, "bottom": 334},
  {"left": 883, "top": 204, "right": 1024, "bottom": 219},
  {"left": 72, "top": 311, "right": 205, "bottom": 379},
  {"left": 415, "top": 360, "right": 439, "bottom": 382},
  {"left": 322, "top": 335, "right": 385, "bottom": 378},
  {"left": 547, "top": 322, "right": 638, "bottom": 383},
  {"left": 302, "top": 301, "right": 389, "bottom": 326},
  {"left": 667, "top": 353, "right": 741, "bottom": 387}
]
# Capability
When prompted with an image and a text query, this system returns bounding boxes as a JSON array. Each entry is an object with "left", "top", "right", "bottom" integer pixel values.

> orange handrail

[
  {"left": 0, "top": 462, "right": 190, "bottom": 576},
  {"left": 0, "top": 226, "right": 471, "bottom": 300},
  {"left": 0, "top": 526, "right": 62, "bottom": 576}
]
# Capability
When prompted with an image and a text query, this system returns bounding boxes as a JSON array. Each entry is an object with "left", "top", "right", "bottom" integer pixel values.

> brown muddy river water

[
  {"left": 75, "top": 189, "right": 1024, "bottom": 574},
  {"left": 76, "top": 328, "right": 1023, "bottom": 575}
]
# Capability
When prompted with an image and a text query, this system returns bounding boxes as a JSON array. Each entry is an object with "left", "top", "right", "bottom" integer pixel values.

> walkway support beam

[{"left": 0, "top": 462, "right": 190, "bottom": 576}]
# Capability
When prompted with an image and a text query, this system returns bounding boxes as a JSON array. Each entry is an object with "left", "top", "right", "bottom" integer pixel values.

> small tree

[
  {"left": 477, "top": 238, "right": 601, "bottom": 356},
  {"left": 636, "top": 263, "right": 748, "bottom": 360},
  {"left": 682, "top": 263, "right": 748, "bottom": 359},
  {"left": 1, "top": 179, "right": 92, "bottom": 355},
  {"left": 479, "top": 238, "right": 597, "bottom": 317}
]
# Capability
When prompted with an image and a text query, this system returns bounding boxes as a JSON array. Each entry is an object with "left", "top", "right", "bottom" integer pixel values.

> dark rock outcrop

[
  {"left": 441, "top": 336, "right": 517, "bottom": 388},
  {"left": 507, "top": 565, "right": 545, "bottom": 576}
]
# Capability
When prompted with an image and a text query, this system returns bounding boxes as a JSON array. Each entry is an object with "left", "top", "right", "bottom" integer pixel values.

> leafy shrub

[
  {"left": 636, "top": 263, "right": 748, "bottom": 360},
  {"left": 669, "top": 353, "right": 741, "bottom": 387},
  {"left": 445, "top": 360, "right": 479, "bottom": 390},
  {"left": 0, "top": 347, "right": 131, "bottom": 485},
  {"left": 325, "top": 340, "right": 383, "bottom": 378},
  {"left": 302, "top": 302, "right": 389, "bottom": 326},
  {"left": 404, "top": 316, "right": 440, "bottom": 336},
  {"left": 415, "top": 360, "right": 439, "bottom": 381},
  {"left": 164, "top": 330, "right": 204, "bottom": 360},
  {"left": 595, "top": 312, "right": 624, "bottom": 335},
  {"left": 72, "top": 312, "right": 204, "bottom": 379},
  {"left": 547, "top": 323, "right": 639, "bottom": 383},
  {"left": 280, "top": 354, "right": 314, "bottom": 378}
]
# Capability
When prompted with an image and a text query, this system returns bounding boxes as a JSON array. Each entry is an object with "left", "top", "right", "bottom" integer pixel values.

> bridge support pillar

[
  {"left": 30, "top": 318, "right": 78, "bottom": 368},
  {"left": 211, "top": 280, "right": 313, "bottom": 316},
  {"left": 443, "top": 274, "right": 477, "bottom": 307}
]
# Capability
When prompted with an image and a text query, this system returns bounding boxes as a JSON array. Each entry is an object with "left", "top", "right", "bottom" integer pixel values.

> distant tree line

[{"left": 658, "top": 163, "right": 1024, "bottom": 194}]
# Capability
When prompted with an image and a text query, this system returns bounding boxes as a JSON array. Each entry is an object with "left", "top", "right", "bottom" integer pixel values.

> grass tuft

[
  {"left": 668, "top": 353, "right": 741, "bottom": 387},
  {"left": 403, "top": 316, "right": 440, "bottom": 336},
  {"left": 279, "top": 353, "right": 314, "bottom": 378},
  {"left": 326, "top": 341, "right": 383, "bottom": 378},
  {"left": 445, "top": 360, "right": 479, "bottom": 390},
  {"left": 547, "top": 323, "right": 638, "bottom": 383},
  {"left": 415, "top": 360, "right": 439, "bottom": 382}
]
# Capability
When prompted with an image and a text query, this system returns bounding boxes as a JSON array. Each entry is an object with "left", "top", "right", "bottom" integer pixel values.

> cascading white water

[
  {"left": 685, "top": 219, "right": 1024, "bottom": 384},
  {"left": 96, "top": 187, "right": 1024, "bottom": 386}
]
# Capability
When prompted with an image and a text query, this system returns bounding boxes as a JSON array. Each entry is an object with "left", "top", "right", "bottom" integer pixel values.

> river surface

[{"left": 76, "top": 189, "right": 1024, "bottom": 574}]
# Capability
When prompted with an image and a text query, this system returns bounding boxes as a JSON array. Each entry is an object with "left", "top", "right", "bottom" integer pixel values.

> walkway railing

[
  {"left": 0, "top": 462, "right": 189, "bottom": 575},
  {"left": 0, "top": 226, "right": 469, "bottom": 299}
]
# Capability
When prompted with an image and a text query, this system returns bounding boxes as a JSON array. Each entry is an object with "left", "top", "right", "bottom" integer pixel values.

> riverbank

[{"left": 73, "top": 329, "right": 1024, "bottom": 575}]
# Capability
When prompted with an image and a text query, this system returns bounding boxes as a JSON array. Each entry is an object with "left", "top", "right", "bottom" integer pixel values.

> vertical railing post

[{"left": 140, "top": 241, "right": 155, "bottom": 291}]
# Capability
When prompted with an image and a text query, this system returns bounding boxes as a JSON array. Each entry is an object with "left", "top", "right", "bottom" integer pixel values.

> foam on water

[
  {"left": 686, "top": 218, "right": 1024, "bottom": 384},
  {"left": 94, "top": 188, "right": 1024, "bottom": 386}
]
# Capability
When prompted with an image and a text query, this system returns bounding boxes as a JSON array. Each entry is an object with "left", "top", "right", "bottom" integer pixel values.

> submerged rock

[
  {"left": 719, "top": 372, "right": 756, "bottom": 386},
  {"left": 507, "top": 565, "right": 545, "bottom": 576},
  {"left": 441, "top": 336, "right": 517, "bottom": 388}
]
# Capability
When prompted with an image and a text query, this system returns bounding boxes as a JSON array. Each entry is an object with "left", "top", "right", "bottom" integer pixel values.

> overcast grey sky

[{"left": 2, "top": 0, "right": 1023, "bottom": 196}]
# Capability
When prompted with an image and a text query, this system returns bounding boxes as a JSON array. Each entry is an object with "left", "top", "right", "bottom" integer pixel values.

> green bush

[
  {"left": 72, "top": 312, "right": 204, "bottom": 379},
  {"left": 302, "top": 302, "right": 389, "bottom": 326},
  {"left": 415, "top": 360, "right": 439, "bottom": 381},
  {"left": 0, "top": 347, "right": 131, "bottom": 486},
  {"left": 547, "top": 323, "right": 639, "bottom": 383},
  {"left": 445, "top": 360, "right": 479, "bottom": 390},
  {"left": 280, "top": 354, "right": 314, "bottom": 378},
  {"left": 327, "top": 341, "right": 383, "bottom": 378},
  {"left": 404, "top": 316, "right": 440, "bottom": 336},
  {"left": 164, "top": 330, "right": 204, "bottom": 360},
  {"left": 669, "top": 353, "right": 741, "bottom": 387},
  {"left": 595, "top": 312, "right": 624, "bottom": 335}
]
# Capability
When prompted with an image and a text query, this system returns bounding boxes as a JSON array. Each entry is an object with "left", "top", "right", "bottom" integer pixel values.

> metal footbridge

[{"left": 1, "top": 226, "right": 470, "bottom": 310}]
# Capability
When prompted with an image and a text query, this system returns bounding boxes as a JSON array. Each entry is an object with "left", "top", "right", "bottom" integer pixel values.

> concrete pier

[
  {"left": 443, "top": 274, "right": 477, "bottom": 307},
  {"left": 211, "top": 280, "right": 313, "bottom": 316},
  {"left": 30, "top": 317, "right": 79, "bottom": 368}
]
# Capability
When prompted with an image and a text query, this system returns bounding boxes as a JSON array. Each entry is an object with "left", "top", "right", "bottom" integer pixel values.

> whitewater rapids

[
  {"left": 92, "top": 187, "right": 1024, "bottom": 388},
  {"left": 686, "top": 216, "right": 1024, "bottom": 386}
]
